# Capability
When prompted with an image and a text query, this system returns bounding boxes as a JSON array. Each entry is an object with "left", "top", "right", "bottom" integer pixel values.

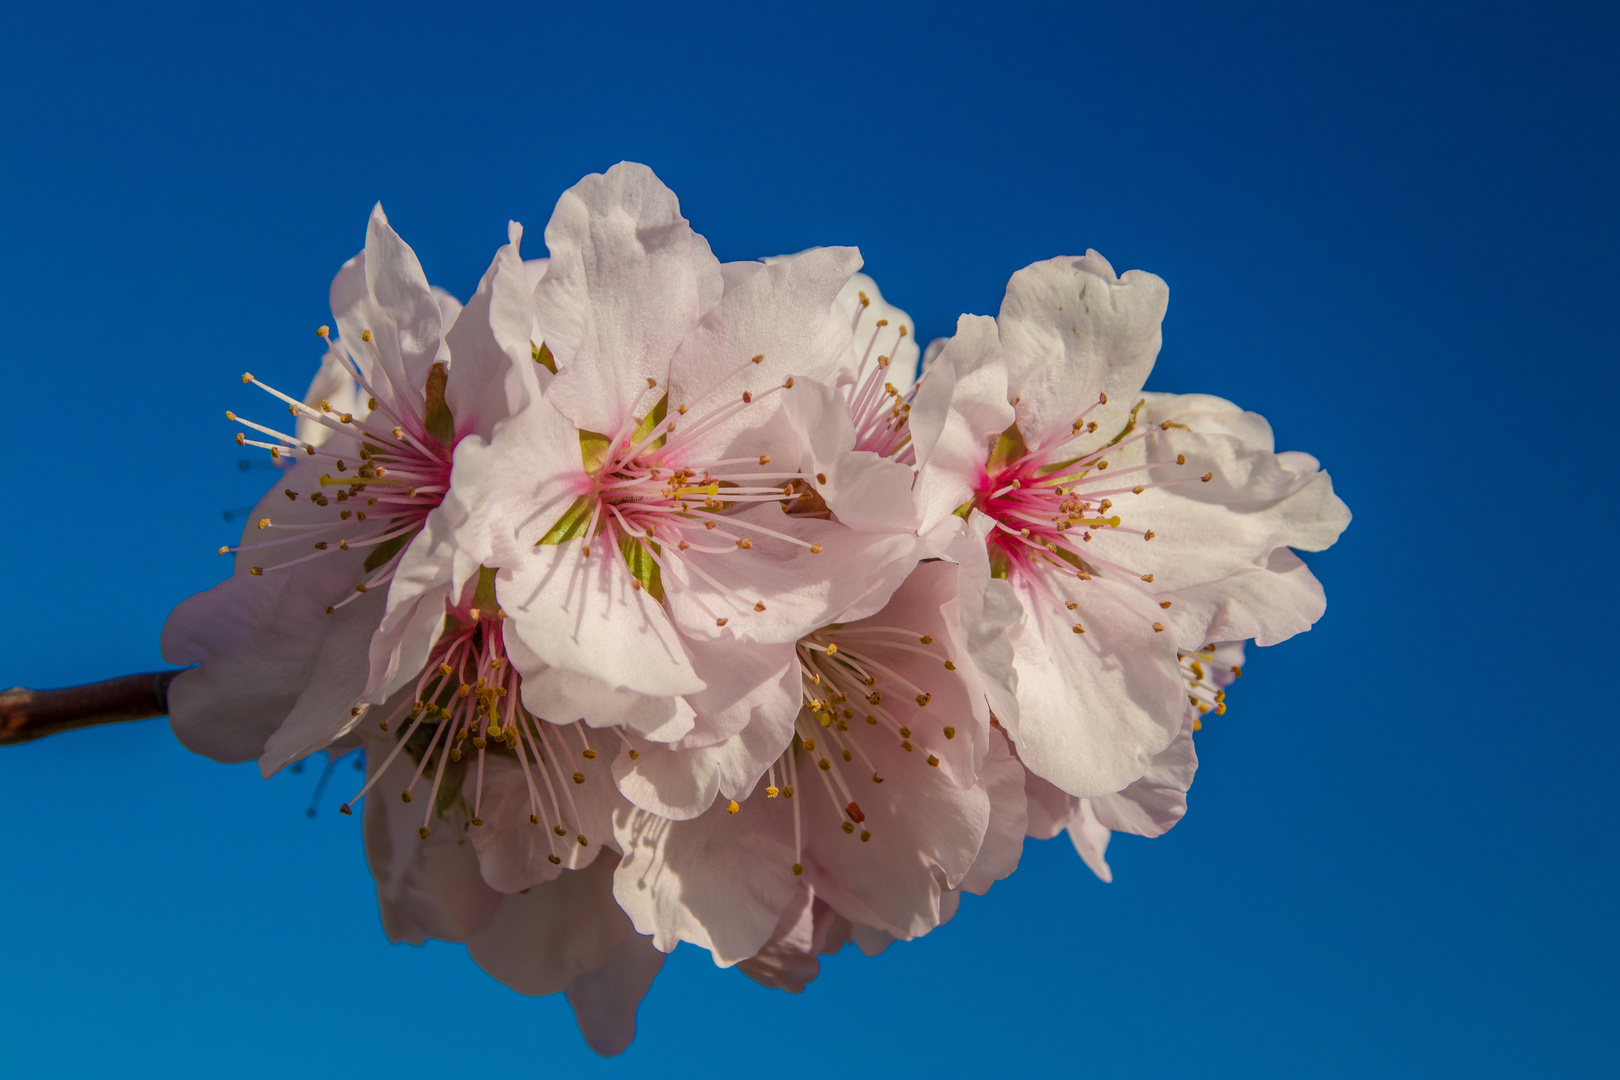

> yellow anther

[
  {"left": 361, "top": 329, "right": 373, "bottom": 342},
  {"left": 943, "top": 726, "right": 956, "bottom": 740},
  {"left": 401, "top": 791, "right": 413, "bottom": 804},
  {"left": 927, "top": 755, "right": 940, "bottom": 767},
  {"left": 249, "top": 567, "right": 263, "bottom": 576},
  {"left": 1202, "top": 472, "right": 1214, "bottom": 482},
  {"left": 944, "top": 660, "right": 956, "bottom": 670},
  {"left": 751, "top": 354, "right": 764, "bottom": 364},
  {"left": 1176, "top": 454, "right": 1186, "bottom": 465},
  {"left": 1133, "top": 485, "right": 1145, "bottom": 494},
  {"left": 766, "top": 785, "right": 780, "bottom": 798},
  {"left": 754, "top": 601, "right": 766, "bottom": 612},
  {"left": 1160, "top": 601, "right": 1173, "bottom": 609},
  {"left": 727, "top": 800, "right": 741, "bottom": 814},
  {"left": 736, "top": 538, "right": 753, "bottom": 549},
  {"left": 241, "top": 372, "right": 253, "bottom": 383},
  {"left": 792, "top": 863, "right": 803, "bottom": 876},
  {"left": 1152, "top": 622, "right": 1165, "bottom": 633},
  {"left": 217, "top": 546, "right": 229, "bottom": 556},
  {"left": 418, "top": 826, "right": 430, "bottom": 839},
  {"left": 1144, "top": 530, "right": 1156, "bottom": 541},
  {"left": 802, "top": 738, "right": 816, "bottom": 752},
  {"left": 759, "top": 454, "right": 772, "bottom": 465},
  {"left": 317, "top": 325, "right": 330, "bottom": 338},
  {"left": 1072, "top": 624, "right": 1085, "bottom": 634},
  {"left": 784, "top": 376, "right": 794, "bottom": 388},
  {"left": 572, "top": 772, "right": 586, "bottom": 785},
  {"left": 715, "top": 617, "right": 728, "bottom": 627},
  {"left": 235, "top": 433, "right": 246, "bottom": 446}
]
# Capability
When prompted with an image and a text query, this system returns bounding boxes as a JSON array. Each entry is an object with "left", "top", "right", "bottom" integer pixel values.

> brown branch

[{"left": 0, "top": 671, "right": 181, "bottom": 747}]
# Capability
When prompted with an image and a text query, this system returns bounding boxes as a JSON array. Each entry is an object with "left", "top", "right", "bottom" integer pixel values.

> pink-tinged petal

[
  {"left": 1171, "top": 547, "right": 1328, "bottom": 648},
  {"left": 522, "top": 257, "right": 549, "bottom": 292},
  {"left": 500, "top": 541, "right": 705, "bottom": 698},
  {"left": 612, "top": 797, "right": 799, "bottom": 965},
  {"left": 363, "top": 203, "right": 444, "bottom": 409},
  {"left": 162, "top": 571, "right": 328, "bottom": 764},
  {"left": 466, "top": 745, "right": 619, "bottom": 893},
  {"left": 1023, "top": 768, "right": 1079, "bottom": 840},
  {"left": 946, "top": 512, "right": 1023, "bottom": 729},
  {"left": 911, "top": 316, "right": 1014, "bottom": 536},
  {"left": 664, "top": 245, "right": 862, "bottom": 467},
  {"left": 257, "top": 584, "right": 387, "bottom": 775},
  {"left": 719, "top": 258, "right": 766, "bottom": 294},
  {"left": 800, "top": 722, "right": 991, "bottom": 941},
  {"left": 449, "top": 397, "right": 580, "bottom": 572},
  {"left": 565, "top": 931, "right": 666, "bottom": 1057},
  {"left": 955, "top": 729, "right": 1028, "bottom": 895},
  {"left": 511, "top": 656, "right": 696, "bottom": 743},
  {"left": 613, "top": 676, "right": 796, "bottom": 820},
  {"left": 361, "top": 730, "right": 502, "bottom": 943},
  {"left": 735, "top": 885, "right": 818, "bottom": 992},
  {"left": 466, "top": 852, "right": 632, "bottom": 994},
  {"left": 851, "top": 922, "right": 895, "bottom": 956},
  {"left": 738, "top": 891, "right": 858, "bottom": 993},
  {"left": 679, "top": 635, "right": 798, "bottom": 748},
  {"left": 1091, "top": 712, "right": 1197, "bottom": 838},
  {"left": 361, "top": 504, "right": 455, "bottom": 706},
  {"left": 444, "top": 225, "right": 540, "bottom": 439},
  {"left": 783, "top": 377, "right": 920, "bottom": 533},
  {"left": 998, "top": 251, "right": 1168, "bottom": 448},
  {"left": 539, "top": 163, "right": 719, "bottom": 435},
  {"left": 1005, "top": 572, "right": 1184, "bottom": 798},
  {"left": 663, "top": 504, "right": 920, "bottom": 645},
  {"left": 1066, "top": 800, "right": 1114, "bottom": 884}
]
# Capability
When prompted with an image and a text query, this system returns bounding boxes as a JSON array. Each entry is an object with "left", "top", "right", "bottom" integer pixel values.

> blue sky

[{"left": 1, "top": 1, "right": 1615, "bottom": 1075}]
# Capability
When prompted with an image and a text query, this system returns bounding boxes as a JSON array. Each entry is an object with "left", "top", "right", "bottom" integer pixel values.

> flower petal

[
  {"left": 612, "top": 797, "right": 799, "bottom": 965},
  {"left": 911, "top": 315, "right": 1014, "bottom": 536},
  {"left": 500, "top": 538, "right": 705, "bottom": 699},
  {"left": 1004, "top": 571, "right": 1184, "bottom": 798},
  {"left": 539, "top": 163, "right": 720, "bottom": 436},
  {"left": 998, "top": 251, "right": 1168, "bottom": 448}
]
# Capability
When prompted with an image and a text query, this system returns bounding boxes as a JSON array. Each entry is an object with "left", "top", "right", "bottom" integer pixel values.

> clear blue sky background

[{"left": 1, "top": 2, "right": 1614, "bottom": 1076}]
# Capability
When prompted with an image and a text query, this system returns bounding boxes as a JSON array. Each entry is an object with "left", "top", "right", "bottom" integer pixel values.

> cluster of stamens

[
  {"left": 338, "top": 604, "right": 605, "bottom": 863},
  {"left": 223, "top": 327, "right": 453, "bottom": 611},
  {"left": 741, "top": 624, "right": 961, "bottom": 875},
  {"left": 975, "top": 394, "right": 1213, "bottom": 634},
  {"left": 1180, "top": 647, "right": 1242, "bottom": 731},
  {"left": 841, "top": 292, "right": 916, "bottom": 461}
]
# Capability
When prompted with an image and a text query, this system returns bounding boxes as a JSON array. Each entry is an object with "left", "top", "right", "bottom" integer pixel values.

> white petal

[
  {"left": 782, "top": 377, "right": 920, "bottom": 533},
  {"left": 1091, "top": 712, "right": 1197, "bottom": 838},
  {"left": 954, "top": 729, "right": 1028, "bottom": 895},
  {"left": 539, "top": 163, "right": 719, "bottom": 436},
  {"left": 612, "top": 798, "right": 799, "bottom": 966},
  {"left": 911, "top": 315, "right": 1014, "bottom": 535},
  {"left": 1005, "top": 572, "right": 1184, "bottom": 798},
  {"left": 500, "top": 542, "right": 705, "bottom": 698},
  {"left": 1066, "top": 799, "right": 1114, "bottom": 883},
  {"left": 564, "top": 930, "right": 665, "bottom": 1057},
  {"left": 998, "top": 252, "right": 1167, "bottom": 448},
  {"left": 664, "top": 245, "right": 861, "bottom": 467},
  {"left": 443, "top": 232, "right": 539, "bottom": 438},
  {"left": 362, "top": 203, "right": 444, "bottom": 410}
]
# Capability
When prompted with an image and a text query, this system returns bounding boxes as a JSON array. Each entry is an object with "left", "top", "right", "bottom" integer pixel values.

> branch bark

[{"left": 0, "top": 671, "right": 180, "bottom": 747}]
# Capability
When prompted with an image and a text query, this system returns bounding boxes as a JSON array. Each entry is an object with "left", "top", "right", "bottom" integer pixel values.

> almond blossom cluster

[{"left": 163, "top": 163, "right": 1349, "bottom": 1054}]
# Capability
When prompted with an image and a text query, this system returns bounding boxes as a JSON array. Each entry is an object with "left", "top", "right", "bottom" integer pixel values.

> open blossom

[
  {"left": 162, "top": 207, "right": 534, "bottom": 775},
  {"left": 611, "top": 543, "right": 1025, "bottom": 966},
  {"left": 915, "top": 251, "right": 1350, "bottom": 798},
  {"left": 449, "top": 163, "right": 924, "bottom": 822}
]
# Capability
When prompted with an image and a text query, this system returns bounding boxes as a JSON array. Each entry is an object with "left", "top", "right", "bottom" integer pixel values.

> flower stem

[{"left": 0, "top": 671, "right": 181, "bottom": 747}]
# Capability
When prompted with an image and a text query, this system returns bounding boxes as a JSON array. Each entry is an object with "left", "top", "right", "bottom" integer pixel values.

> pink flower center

[
  {"left": 973, "top": 395, "right": 1210, "bottom": 634},
  {"left": 225, "top": 329, "right": 455, "bottom": 612}
]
